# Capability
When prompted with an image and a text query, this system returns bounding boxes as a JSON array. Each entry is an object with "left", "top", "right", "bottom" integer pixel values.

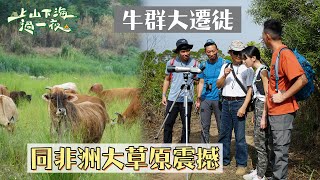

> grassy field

[{"left": 0, "top": 72, "right": 143, "bottom": 180}]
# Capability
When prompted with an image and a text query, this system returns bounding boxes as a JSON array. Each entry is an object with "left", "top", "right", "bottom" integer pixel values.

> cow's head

[
  {"left": 89, "top": 83, "right": 103, "bottom": 94},
  {"left": 42, "top": 87, "right": 78, "bottom": 116},
  {"left": 0, "top": 85, "right": 10, "bottom": 96}
]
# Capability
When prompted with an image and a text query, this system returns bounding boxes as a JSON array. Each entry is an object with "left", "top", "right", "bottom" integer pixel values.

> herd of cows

[{"left": 0, "top": 83, "right": 141, "bottom": 143}]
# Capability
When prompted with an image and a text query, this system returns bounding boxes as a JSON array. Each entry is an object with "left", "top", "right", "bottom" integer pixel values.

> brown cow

[
  {"left": 0, "top": 95, "right": 18, "bottom": 132},
  {"left": 89, "top": 83, "right": 141, "bottom": 104},
  {"left": 42, "top": 87, "right": 109, "bottom": 143},
  {"left": 117, "top": 95, "right": 141, "bottom": 123},
  {"left": 73, "top": 94, "right": 106, "bottom": 109},
  {"left": 0, "top": 85, "right": 10, "bottom": 96}
]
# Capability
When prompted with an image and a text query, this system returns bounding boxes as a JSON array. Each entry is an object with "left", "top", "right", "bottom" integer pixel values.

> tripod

[{"left": 154, "top": 73, "right": 193, "bottom": 144}]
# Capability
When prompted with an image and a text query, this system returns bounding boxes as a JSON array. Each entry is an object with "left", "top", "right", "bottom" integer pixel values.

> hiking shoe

[
  {"left": 243, "top": 169, "right": 257, "bottom": 180},
  {"left": 252, "top": 174, "right": 265, "bottom": 180},
  {"left": 236, "top": 166, "right": 247, "bottom": 175}
]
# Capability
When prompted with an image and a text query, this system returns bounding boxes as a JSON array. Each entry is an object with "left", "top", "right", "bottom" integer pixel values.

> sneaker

[
  {"left": 252, "top": 174, "right": 265, "bottom": 180},
  {"left": 243, "top": 169, "right": 257, "bottom": 180},
  {"left": 236, "top": 166, "right": 247, "bottom": 175}
]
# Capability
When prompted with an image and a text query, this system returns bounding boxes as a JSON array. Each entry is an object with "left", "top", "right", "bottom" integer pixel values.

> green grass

[
  {"left": 0, "top": 46, "right": 140, "bottom": 76},
  {"left": 0, "top": 72, "right": 143, "bottom": 180}
]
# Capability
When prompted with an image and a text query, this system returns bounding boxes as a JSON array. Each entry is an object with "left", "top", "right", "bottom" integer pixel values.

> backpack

[
  {"left": 169, "top": 58, "right": 198, "bottom": 82},
  {"left": 255, "top": 65, "right": 269, "bottom": 96},
  {"left": 275, "top": 48, "right": 315, "bottom": 101}
]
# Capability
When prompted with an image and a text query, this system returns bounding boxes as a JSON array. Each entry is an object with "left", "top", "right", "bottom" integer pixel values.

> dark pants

[
  {"left": 218, "top": 99, "right": 248, "bottom": 167},
  {"left": 163, "top": 101, "right": 192, "bottom": 143}
]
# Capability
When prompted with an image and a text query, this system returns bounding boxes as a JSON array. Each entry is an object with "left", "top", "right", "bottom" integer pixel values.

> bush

[
  {"left": 139, "top": 50, "right": 166, "bottom": 122},
  {"left": 9, "top": 35, "right": 33, "bottom": 55},
  {"left": 80, "top": 37, "right": 100, "bottom": 59}
]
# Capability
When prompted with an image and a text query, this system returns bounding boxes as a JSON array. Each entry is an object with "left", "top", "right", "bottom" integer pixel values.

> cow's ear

[
  {"left": 45, "top": 86, "right": 52, "bottom": 90},
  {"left": 42, "top": 93, "right": 50, "bottom": 101},
  {"left": 67, "top": 94, "right": 78, "bottom": 102}
]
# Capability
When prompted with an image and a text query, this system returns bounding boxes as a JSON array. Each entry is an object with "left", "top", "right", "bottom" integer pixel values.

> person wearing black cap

[
  {"left": 196, "top": 39, "right": 229, "bottom": 143},
  {"left": 161, "top": 38, "right": 198, "bottom": 143}
]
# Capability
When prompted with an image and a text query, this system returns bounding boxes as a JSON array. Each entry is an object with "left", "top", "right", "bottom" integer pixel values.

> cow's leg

[
  {"left": 50, "top": 121, "right": 58, "bottom": 143},
  {"left": 57, "top": 121, "right": 62, "bottom": 143}
]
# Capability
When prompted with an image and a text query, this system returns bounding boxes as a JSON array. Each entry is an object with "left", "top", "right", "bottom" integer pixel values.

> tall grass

[
  {"left": 0, "top": 72, "right": 143, "bottom": 180},
  {"left": 0, "top": 45, "right": 140, "bottom": 76}
]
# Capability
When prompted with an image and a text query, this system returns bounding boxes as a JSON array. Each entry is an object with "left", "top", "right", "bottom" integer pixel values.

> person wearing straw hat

[{"left": 216, "top": 40, "right": 254, "bottom": 175}]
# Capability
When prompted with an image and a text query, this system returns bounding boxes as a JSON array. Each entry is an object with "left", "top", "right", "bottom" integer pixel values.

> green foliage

[
  {"left": 119, "top": 0, "right": 141, "bottom": 5},
  {"left": 9, "top": 35, "right": 34, "bottom": 55},
  {"left": 71, "top": 0, "right": 111, "bottom": 23},
  {"left": 80, "top": 37, "right": 100, "bottom": 58},
  {"left": 139, "top": 50, "right": 164, "bottom": 110},
  {"left": 0, "top": 45, "right": 140, "bottom": 76},
  {"left": 249, "top": 0, "right": 320, "bottom": 78}
]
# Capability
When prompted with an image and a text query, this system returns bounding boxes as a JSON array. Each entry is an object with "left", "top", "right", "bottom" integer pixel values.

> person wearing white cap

[{"left": 216, "top": 40, "right": 254, "bottom": 175}]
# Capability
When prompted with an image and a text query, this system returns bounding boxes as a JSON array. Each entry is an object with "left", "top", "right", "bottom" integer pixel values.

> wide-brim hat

[
  {"left": 228, "top": 40, "right": 246, "bottom": 52},
  {"left": 172, "top": 39, "right": 193, "bottom": 53}
]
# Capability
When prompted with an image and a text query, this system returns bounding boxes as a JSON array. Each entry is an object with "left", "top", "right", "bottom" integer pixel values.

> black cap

[
  {"left": 204, "top": 39, "right": 216, "bottom": 48},
  {"left": 172, "top": 39, "right": 193, "bottom": 53}
]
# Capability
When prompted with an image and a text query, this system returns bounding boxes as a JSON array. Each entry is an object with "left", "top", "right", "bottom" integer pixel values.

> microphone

[{"left": 167, "top": 66, "right": 202, "bottom": 74}]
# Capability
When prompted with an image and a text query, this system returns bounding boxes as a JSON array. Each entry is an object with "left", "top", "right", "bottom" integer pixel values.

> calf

[
  {"left": 117, "top": 95, "right": 141, "bottom": 123},
  {"left": 89, "top": 83, "right": 141, "bottom": 104},
  {"left": 9, "top": 91, "right": 32, "bottom": 105}
]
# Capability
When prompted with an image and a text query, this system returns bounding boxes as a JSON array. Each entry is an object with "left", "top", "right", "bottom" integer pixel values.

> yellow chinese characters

[
  {"left": 125, "top": 146, "right": 148, "bottom": 171},
  {"left": 54, "top": 147, "right": 77, "bottom": 170},
  {"left": 173, "top": 146, "right": 196, "bottom": 170},
  {"left": 196, "top": 146, "right": 220, "bottom": 170},
  {"left": 149, "top": 146, "right": 172, "bottom": 170},
  {"left": 31, "top": 147, "right": 53, "bottom": 171}
]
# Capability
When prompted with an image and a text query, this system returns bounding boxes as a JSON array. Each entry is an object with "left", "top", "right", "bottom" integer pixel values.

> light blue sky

[{"left": 139, "top": 0, "right": 263, "bottom": 54}]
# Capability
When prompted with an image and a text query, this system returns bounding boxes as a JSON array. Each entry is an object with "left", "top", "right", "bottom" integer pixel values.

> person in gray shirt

[{"left": 161, "top": 38, "right": 198, "bottom": 143}]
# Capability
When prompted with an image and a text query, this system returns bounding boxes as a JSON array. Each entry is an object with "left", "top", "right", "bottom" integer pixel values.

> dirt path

[
  {"left": 144, "top": 110, "right": 257, "bottom": 180},
  {"left": 143, "top": 108, "right": 320, "bottom": 180}
]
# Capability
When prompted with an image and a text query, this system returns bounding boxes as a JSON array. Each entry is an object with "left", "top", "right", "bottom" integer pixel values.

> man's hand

[
  {"left": 161, "top": 96, "right": 167, "bottom": 106},
  {"left": 195, "top": 98, "right": 201, "bottom": 112},
  {"left": 224, "top": 67, "right": 233, "bottom": 77},
  {"left": 272, "top": 91, "right": 286, "bottom": 103},
  {"left": 237, "top": 106, "right": 246, "bottom": 117}
]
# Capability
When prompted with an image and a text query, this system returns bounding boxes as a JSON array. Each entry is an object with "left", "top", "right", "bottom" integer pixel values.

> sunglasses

[{"left": 232, "top": 51, "right": 241, "bottom": 57}]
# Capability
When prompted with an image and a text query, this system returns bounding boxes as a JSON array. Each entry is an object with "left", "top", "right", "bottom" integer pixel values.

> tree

[{"left": 249, "top": 0, "right": 320, "bottom": 78}]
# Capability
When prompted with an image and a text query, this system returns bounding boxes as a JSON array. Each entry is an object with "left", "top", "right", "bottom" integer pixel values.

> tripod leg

[{"left": 154, "top": 88, "right": 183, "bottom": 140}]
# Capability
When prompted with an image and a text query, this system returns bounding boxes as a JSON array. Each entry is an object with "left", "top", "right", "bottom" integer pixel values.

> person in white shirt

[{"left": 216, "top": 40, "right": 254, "bottom": 175}]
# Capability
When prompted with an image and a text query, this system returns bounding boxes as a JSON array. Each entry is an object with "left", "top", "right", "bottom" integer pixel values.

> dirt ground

[{"left": 143, "top": 108, "right": 320, "bottom": 180}]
